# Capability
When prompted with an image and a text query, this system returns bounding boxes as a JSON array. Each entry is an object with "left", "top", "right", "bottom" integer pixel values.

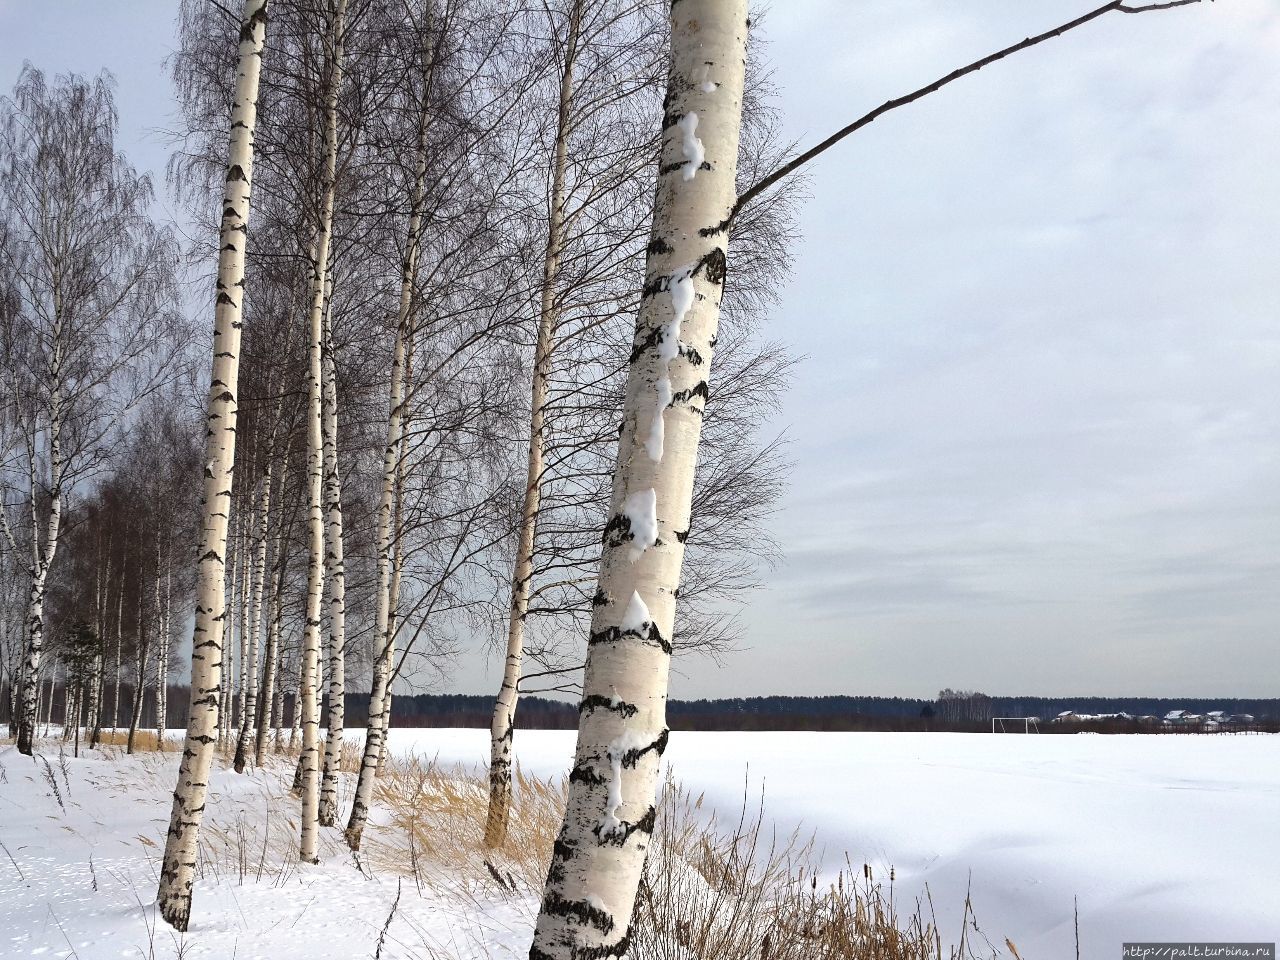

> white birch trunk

[
  {"left": 529, "top": 3, "right": 747, "bottom": 955},
  {"left": 235, "top": 436, "right": 274, "bottom": 772},
  {"left": 255, "top": 462, "right": 288, "bottom": 766},
  {"left": 157, "top": 0, "right": 267, "bottom": 931},
  {"left": 236, "top": 505, "right": 252, "bottom": 737},
  {"left": 317, "top": 307, "right": 347, "bottom": 825},
  {"left": 344, "top": 63, "right": 430, "bottom": 848},
  {"left": 112, "top": 554, "right": 124, "bottom": 732},
  {"left": 219, "top": 519, "right": 240, "bottom": 745},
  {"left": 299, "top": 0, "right": 347, "bottom": 864},
  {"left": 16, "top": 353, "right": 65, "bottom": 755},
  {"left": 484, "top": 0, "right": 579, "bottom": 849},
  {"left": 154, "top": 541, "right": 168, "bottom": 743}
]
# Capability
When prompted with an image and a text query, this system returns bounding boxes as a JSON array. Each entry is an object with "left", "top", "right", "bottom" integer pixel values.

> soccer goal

[{"left": 992, "top": 717, "right": 1040, "bottom": 734}]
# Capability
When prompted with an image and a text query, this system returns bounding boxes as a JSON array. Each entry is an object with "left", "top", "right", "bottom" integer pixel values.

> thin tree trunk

[
  {"left": 157, "top": 0, "right": 268, "bottom": 932},
  {"left": 128, "top": 579, "right": 150, "bottom": 755},
  {"left": 271, "top": 642, "right": 284, "bottom": 752},
  {"left": 255, "top": 462, "right": 290, "bottom": 766},
  {"left": 317, "top": 305, "right": 347, "bottom": 824},
  {"left": 16, "top": 308, "right": 67, "bottom": 755},
  {"left": 89, "top": 534, "right": 109, "bottom": 748},
  {"left": 236, "top": 412, "right": 277, "bottom": 772},
  {"left": 237, "top": 501, "right": 252, "bottom": 741},
  {"left": 345, "top": 29, "right": 432, "bottom": 847},
  {"left": 374, "top": 334, "right": 410, "bottom": 779},
  {"left": 154, "top": 540, "right": 169, "bottom": 745},
  {"left": 484, "top": 0, "right": 580, "bottom": 850},
  {"left": 298, "top": 0, "right": 347, "bottom": 865},
  {"left": 112, "top": 544, "right": 125, "bottom": 732},
  {"left": 529, "top": 3, "right": 747, "bottom": 954}
]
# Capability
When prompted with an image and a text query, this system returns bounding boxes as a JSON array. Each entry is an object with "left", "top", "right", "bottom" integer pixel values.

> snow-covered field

[{"left": 2, "top": 730, "right": 1276, "bottom": 958}]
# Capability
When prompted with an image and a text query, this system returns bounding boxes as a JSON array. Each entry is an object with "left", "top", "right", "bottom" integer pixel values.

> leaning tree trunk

[
  {"left": 317, "top": 307, "right": 347, "bottom": 825},
  {"left": 218, "top": 517, "right": 239, "bottom": 747},
  {"left": 157, "top": 0, "right": 268, "bottom": 932},
  {"left": 529, "top": 2, "right": 747, "bottom": 955},
  {"left": 484, "top": 0, "right": 579, "bottom": 850},
  {"left": 344, "top": 64, "right": 430, "bottom": 848}
]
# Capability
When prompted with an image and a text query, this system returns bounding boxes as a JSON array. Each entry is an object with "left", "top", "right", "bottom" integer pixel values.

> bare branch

[{"left": 732, "top": 0, "right": 1208, "bottom": 219}]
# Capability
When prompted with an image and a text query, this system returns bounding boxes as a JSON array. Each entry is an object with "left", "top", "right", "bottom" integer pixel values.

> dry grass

[
  {"left": 371, "top": 754, "right": 566, "bottom": 896},
  {"left": 92, "top": 729, "right": 176, "bottom": 752},
  {"left": 369, "top": 760, "right": 1009, "bottom": 959},
  {"left": 630, "top": 777, "right": 1008, "bottom": 959}
]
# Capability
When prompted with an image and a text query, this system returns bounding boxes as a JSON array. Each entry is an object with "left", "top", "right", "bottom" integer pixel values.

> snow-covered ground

[
  {"left": 2, "top": 730, "right": 1276, "bottom": 958},
  {"left": 385, "top": 729, "right": 1280, "bottom": 957},
  {"left": 0, "top": 741, "right": 534, "bottom": 959}
]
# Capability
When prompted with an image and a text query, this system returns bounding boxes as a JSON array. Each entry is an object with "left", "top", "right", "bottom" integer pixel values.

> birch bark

[
  {"left": 317, "top": 307, "right": 346, "bottom": 824},
  {"left": 344, "top": 46, "right": 432, "bottom": 848},
  {"left": 157, "top": 0, "right": 268, "bottom": 932},
  {"left": 15, "top": 333, "right": 66, "bottom": 755},
  {"left": 528, "top": 2, "right": 748, "bottom": 955},
  {"left": 255, "top": 461, "right": 289, "bottom": 766},
  {"left": 235, "top": 415, "right": 275, "bottom": 772},
  {"left": 299, "top": 0, "right": 347, "bottom": 864},
  {"left": 483, "top": 0, "right": 580, "bottom": 850}
]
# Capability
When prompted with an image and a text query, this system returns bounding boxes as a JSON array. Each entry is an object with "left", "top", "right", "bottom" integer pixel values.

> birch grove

[
  {"left": 1, "top": 0, "right": 1218, "bottom": 948},
  {"left": 0, "top": 67, "right": 182, "bottom": 755}
]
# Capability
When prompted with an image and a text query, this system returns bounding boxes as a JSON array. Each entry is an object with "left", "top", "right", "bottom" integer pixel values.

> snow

[
  {"left": 645, "top": 372, "right": 672, "bottom": 461},
  {"left": 620, "top": 488, "right": 657, "bottom": 560},
  {"left": 618, "top": 590, "right": 651, "bottom": 633},
  {"left": 675, "top": 112, "right": 703, "bottom": 181},
  {"left": 598, "top": 744, "right": 625, "bottom": 838},
  {"left": 0, "top": 742, "right": 532, "bottom": 959},
  {"left": 662, "top": 271, "right": 695, "bottom": 363},
  {"left": 5, "top": 730, "right": 1275, "bottom": 958},
  {"left": 692, "top": 64, "right": 717, "bottom": 94},
  {"left": 383, "top": 729, "right": 1280, "bottom": 958}
]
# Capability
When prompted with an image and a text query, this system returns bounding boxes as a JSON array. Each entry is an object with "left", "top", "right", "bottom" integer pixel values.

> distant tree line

[{"left": 10, "top": 684, "right": 1275, "bottom": 735}]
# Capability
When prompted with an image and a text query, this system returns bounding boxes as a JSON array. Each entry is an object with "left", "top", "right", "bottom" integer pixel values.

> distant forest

[
  {"left": 8, "top": 686, "right": 1276, "bottom": 733},
  {"left": 352, "top": 692, "right": 1280, "bottom": 732}
]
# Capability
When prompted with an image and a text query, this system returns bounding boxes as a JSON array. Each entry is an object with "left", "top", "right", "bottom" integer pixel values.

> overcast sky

[{"left": 3, "top": 0, "right": 1277, "bottom": 700}]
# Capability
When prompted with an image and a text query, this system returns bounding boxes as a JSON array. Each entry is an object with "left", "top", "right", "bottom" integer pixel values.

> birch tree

[
  {"left": 0, "top": 67, "right": 181, "bottom": 755},
  {"left": 528, "top": 2, "right": 749, "bottom": 953},
  {"left": 158, "top": 0, "right": 268, "bottom": 932},
  {"left": 296, "top": 0, "right": 348, "bottom": 865},
  {"left": 529, "top": 0, "right": 1210, "bottom": 952}
]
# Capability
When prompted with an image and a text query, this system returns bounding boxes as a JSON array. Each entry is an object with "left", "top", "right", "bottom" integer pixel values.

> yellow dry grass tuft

[
  {"left": 92, "top": 729, "right": 175, "bottom": 752},
  {"left": 369, "top": 754, "right": 565, "bottom": 896}
]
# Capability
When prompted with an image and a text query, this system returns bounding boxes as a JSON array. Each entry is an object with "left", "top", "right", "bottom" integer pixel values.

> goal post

[{"left": 992, "top": 717, "right": 1040, "bottom": 734}]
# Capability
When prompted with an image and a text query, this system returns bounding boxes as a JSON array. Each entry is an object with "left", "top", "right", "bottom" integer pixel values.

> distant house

[{"left": 1052, "top": 710, "right": 1133, "bottom": 724}]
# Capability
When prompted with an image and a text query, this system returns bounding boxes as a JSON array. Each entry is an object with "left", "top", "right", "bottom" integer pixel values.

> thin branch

[{"left": 731, "top": 0, "right": 1207, "bottom": 218}]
